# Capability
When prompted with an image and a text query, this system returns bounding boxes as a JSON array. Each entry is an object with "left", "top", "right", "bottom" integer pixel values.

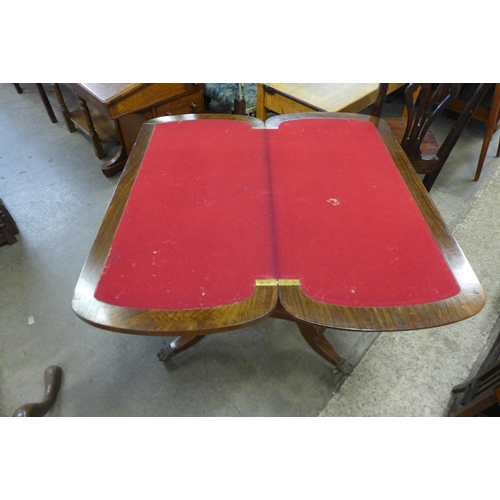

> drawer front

[
  {"left": 155, "top": 91, "right": 204, "bottom": 117},
  {"left": 109, "top": 83, "right": 188, "bottom": 117},
  {"left": 264, "top": 91, "right": 319, "bottom": 115}
]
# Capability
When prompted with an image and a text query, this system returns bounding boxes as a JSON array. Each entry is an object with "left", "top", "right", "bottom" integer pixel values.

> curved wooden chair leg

[
  {"left": 297, "top": 323, "right": 354, "bottom": 375},
  {"left": 13, "top": 366, "right": 63, "bottom": 417},
  {"left": 157, "top": 335, "right": 206, "bottom": 362},
  {"left": 474, "top": 83, "right": 500, "bottom": 181}
]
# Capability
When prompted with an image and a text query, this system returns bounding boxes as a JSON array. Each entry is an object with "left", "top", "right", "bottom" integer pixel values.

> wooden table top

[
  {"left": 261, "top": 83, "right": 404, "bottom": 112},
  {"left": 72, "top": 83, "right": 143, "bottom": 105},
  {"left": 67, "top": 83, "right": 202, "bottom": 119},
  {"left": 72, "top": 113, "right": 485, "bottom": 336}
]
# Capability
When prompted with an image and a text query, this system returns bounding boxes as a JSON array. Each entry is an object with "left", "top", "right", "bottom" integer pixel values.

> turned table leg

[
  {"left": 77, "top": 96, "right": 105, "bottom": 159},
  {"left": 52, "top": 83, "right": 76, "bottom": 132}
]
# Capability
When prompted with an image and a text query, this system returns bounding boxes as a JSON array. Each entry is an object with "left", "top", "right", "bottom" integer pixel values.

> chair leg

[
  {"left": 474, "top": 83, "right": 500, "bottom": 181},
  {"left": 13, "top": 83, "right": 23, "bottom": 94},
  {"left": 35, "top": 83, "right": 58, "bottom": 124}
]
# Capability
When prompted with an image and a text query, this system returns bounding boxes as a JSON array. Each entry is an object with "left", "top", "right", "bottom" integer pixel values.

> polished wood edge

[
  {"left": 279, "top": 285, "right": 485, "bottom": 332},
  {"left": 72, "top": 116, "right": 276, "bottom": 335},
  {"left": 73, "top": 284, "right": 278, "bottom": 335},
  {"left": 273, "top": 113, "right": 486, "bottom": 330},
  {"left": 146, "top": 113, "right": 266, "bottom": 128},
  {"left": 265, "top": 111, "right": 370, "bottom": 128}
]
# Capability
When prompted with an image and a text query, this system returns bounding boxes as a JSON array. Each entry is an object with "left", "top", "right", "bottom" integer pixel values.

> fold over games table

[{"left": 72, "top": 113, "right": 486, "bottom": 375}]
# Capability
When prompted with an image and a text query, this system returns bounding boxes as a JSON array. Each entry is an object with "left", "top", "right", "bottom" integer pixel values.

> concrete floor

[{"left": 1, "top": 83, "right": 499, "bottom": 417}]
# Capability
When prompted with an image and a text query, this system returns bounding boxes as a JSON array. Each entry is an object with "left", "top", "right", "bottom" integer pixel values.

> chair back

[{"left": 372, "top": 83, "right": 492, "bottom": 190}]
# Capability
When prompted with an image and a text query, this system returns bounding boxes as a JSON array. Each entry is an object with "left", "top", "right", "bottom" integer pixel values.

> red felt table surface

[
  {"left": 94, "top": 118, "right": 459, "bottom": 310},
  {"left": 94, "top": 120, "right": 275, "bottom": 310},
  {"left": 268, "top": 119, "right": 459, "bottom": 307}
]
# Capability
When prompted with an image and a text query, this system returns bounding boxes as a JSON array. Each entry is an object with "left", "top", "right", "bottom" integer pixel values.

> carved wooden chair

[
  {"left": 372, "top": 83, "right": 492, "bottom": 191},
  {"left": 204, "top": 83, "right": 257, "bottom": 115}
]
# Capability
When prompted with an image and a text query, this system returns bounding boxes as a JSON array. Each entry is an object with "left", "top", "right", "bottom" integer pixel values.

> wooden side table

[
  {"left": 53, "top": 83, "right": 205, "bottom": 176},
  {"left": 256, "top": 83, "right": 404, "bottom": 121}
]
